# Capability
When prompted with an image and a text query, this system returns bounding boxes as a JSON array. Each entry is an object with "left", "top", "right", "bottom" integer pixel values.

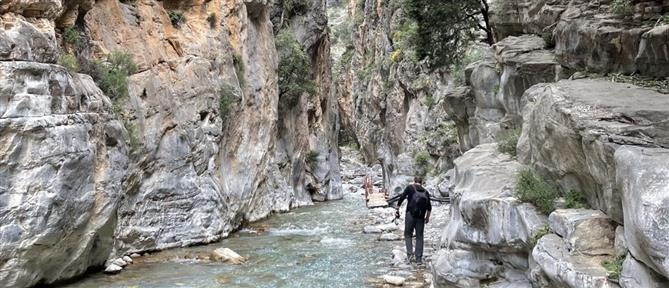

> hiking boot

[{"left": 406, "top": 253, "right": 415, "bottom": 264}]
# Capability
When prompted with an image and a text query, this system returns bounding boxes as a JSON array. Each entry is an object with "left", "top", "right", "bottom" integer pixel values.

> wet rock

[
  {"left": 432, "top": 248, "right": 503, "bottom": 287},
  {"left": 383, "top": 275, "right": 406, "bottom": 286},
  {"left": 616, "top": 146, "right": 669, "bottom": 278},
  {"left": 130, "top": 253, "right": 141, "bottom": 258},
  {"left": 379, "top": 233, "right": 401, "bottom": 241},
  {"left": 548, "top": 209, "right": 615, "bottom": 256},
  {"left": 519, "top": 79, "right": 669, "bottom": 223},
  {"left": 122, "top": 256, "right": 133, "bottom": 264},
  {"left": 392, "top": 248, "right": 408, "bottom": 267},
  {"left": 103, "top": 264, "right": 123, "bottom": 274},
  {"left": 211, "top": 248, "right": 245, "bottom": 264},
  {"left": 363, "top": 226, "right": 383, "bottom": 234},
  {"left": 364, "top": 223, "right": 398, "bottom": 234},
  {"left": 111, "top": 258, "right": 127, "bottom": 267}
]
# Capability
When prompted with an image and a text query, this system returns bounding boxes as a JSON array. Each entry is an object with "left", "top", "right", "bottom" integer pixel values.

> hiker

[
  {"left": 395, "top": 176, "right": 432, "bottom": 266},
  {"left": 362, "top": 175, "right": 373, "bottom": 202}
]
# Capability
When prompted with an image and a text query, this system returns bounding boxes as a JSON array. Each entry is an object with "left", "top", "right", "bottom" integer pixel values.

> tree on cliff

[{"left": 403, "top": 0, "right": 494, "bottom": 69}]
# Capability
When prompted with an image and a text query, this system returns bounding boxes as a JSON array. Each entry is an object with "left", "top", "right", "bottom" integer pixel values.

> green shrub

[
  {"left": 232, "top": 54, "right": 246, "bottom": 87},
  {"left": 306, "top": 150, "right": 320, "bottom": 167},
  {"left": 516, "top": 170, "right": 559, "bottom": 215},
  {"left": 451, "top": 48, "right": 483, "bottom": 84},
  {"left": 610, "top": 0, "right": 633, "bottom": 15},
  {"left": 414, "top": 151, "right": 431, "bottom": 176},
  {"left": 528, "top": 225, "right": 549, "bottom": 247},
  {"left": 218, "top": 85, "right": 237, "bottom": 120},
  {"left": 284, "top": 0, "right": 311, "bottom": 17},
  {"left": 58, "top": 54, "right": 79, "bottom": 74},
  {"left": 425, "top": 94, "right": 434, "bottom": 109},
  {"left": 125, "top": 121, "right": 141, "bottom": 151},
  {"left": 207, "top": 13, "right": 217, "bottom": 29},
  {"left": 63, "top": 27, "right": 80, "bottom": 44},
  {"left": 497, "top": 128, "right": 521, "bottom": 156},
  {"left": 565, "top": 190, "right": 589, "bottom": 209},
  {"left": 276, "top": 29, "right": 316, "bottom": 107},
  {"left": 93, "top": 51, "right": 137, "bottom": 101},
  {"left": 168, "top": 10, "right": 186, "bottom": 28},
  {"left": 602, "top": 255, "right": 625, "bottom": 280}
]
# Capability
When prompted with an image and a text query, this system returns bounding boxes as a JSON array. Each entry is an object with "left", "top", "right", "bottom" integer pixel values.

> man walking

[{"left": 396, "top": 176, "right": 432, "bottom": 266}]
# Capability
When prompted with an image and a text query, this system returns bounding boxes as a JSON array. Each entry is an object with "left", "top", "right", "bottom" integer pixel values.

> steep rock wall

[{"left": 0, "top": 0, "right": 340, "bottom": 286}]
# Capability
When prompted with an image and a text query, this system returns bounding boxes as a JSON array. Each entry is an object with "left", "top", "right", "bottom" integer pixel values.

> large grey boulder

[
  {"left": 530, "top": 234, "right": 619, "bottom": 288},
  {"left": 635, "top": 25, "right": 669, "bottom": 77},
  {"left": 616, "top": 146, "right": 669, "bottom": 278},
  {"left": 446, "top": 143, "right": 547, "bottom": 250},
  {"left": 548, "top": 209, "right": 615, "bottom": 256},
  {"left": 620, "top": 253, "right": 669, "bottom": 288},
  {"left": 519, "top": 79, "right": 669, "bottom": 223}
]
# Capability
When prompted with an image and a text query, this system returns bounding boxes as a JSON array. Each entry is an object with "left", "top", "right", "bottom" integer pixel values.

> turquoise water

[{"left": 61, "top": 192, "right": 394, "bottom": 288}]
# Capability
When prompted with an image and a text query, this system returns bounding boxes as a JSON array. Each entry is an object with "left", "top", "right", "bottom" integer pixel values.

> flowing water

[{"left": 62, "top": 192, "right": 395, "bottom": 288}]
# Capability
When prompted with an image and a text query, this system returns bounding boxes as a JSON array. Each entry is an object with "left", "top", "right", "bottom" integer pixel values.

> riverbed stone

[
  {"left": 103, "top": 264, "right": 122, "bottom": 274},
  {"left": 379, "top": 233, "right": 401, "bottom": 241},
  {"left": 211, "top": 248, "right": 245, "bottom": 264},
  {"left": 616, "top": 146, "right": 669, "bottom": 278},
  {"left": 122, "top": 256, "right": 133, "bottom": 264},
  {"left": 548, "top": 209, "right": 615, "bottom": 256},
  {"left": 383, "top": 275, "right": 406, "bottom": 286},
  {"left": 111, "top": 258, "right": 127, "bottom": 267},
  {"left": 130, "top": 253, "right": 141, "bottom": 258}
]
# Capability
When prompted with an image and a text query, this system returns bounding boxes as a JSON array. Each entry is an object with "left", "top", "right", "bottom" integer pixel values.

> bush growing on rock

[
  {"left": 306, "top": 150, "right": 320, "bottom": 168},
  {"left": 87, "top": 51, "right": 137, "bottom": 101},
  {"left": 515, "top": 170, "right": 558, "bottom": 215},
  {"left": 218, "top": 85, "right": 238, "bottom": 121},
  {"left": 528, "top": 225, "right": 550, "bottom": 247},
  {"left": 496, "top": 128, "right": 520, "bottom": 156},
  {"left": 63, "top": 27, "right": 80, "bottom": 44},
  {"left": 276, "top": 29, "right": 316, "bottom": 107},
  {"left": 58, "top": 54, "right": 79, "bottom": 74},
  {"left": 232, "top": 54, "right": 246, "bottom": 87},
  {"left": 168, "top": 10, "right": 185, "bottom": 28},
  {"left": 565, "top": 190, "right": 589, "bottom": 209},
  {"left": 413, "top": 151, "right": 431, "bottom": 176},
  {"left": 610, "top": 0, "right": 633, "bottom": 16},
  {"left": 602, "top": 255, "right": 625, "bottom": 280},
  {"left": 283, "top": 0, "right": 311, "bottom": 17}
]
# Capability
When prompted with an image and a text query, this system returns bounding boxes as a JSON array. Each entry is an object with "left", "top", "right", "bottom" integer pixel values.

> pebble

[
  {"left": 211, "top": 248, "right": 246, "bottom": 264},
  {"left": 104, "top": 264, "right": 123, "bottom": 274},
  {"left": 130, "top": 253, "right": 141, "bottom": 258}
]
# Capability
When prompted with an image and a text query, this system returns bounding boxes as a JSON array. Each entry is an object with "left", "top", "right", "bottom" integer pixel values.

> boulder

[
  {"left": 432, "top": 248, "right": 504, "bottom": 287},
  {"left": 211, "top": 248, "right": 245, "bottom": 264},
  {"left": 130, "top": 253, "right": 141, "bottom": 258},
  {"left": 616, "top": 146, "right": 669, "bottom": 278},
  {"left": 103, "top": 264, "right": 123, "bottom": 274},
  {"left": 519, "top": 79, "right": 669, "bottom": 223},
  {"left": 383, "top": 275, "right": 406, "bottom": 286},
  {"left": 111, "top": 258, "right": 127, "bottom": 267},
  {"left": 379, "top": 233, "right": 401, "bottom": 241},
  {"left": 620, "top": 254, "right": 669, "bottom": 288},
  {"left": 548, "top": 209, "right": 615, "bottom": 255},
  {"left": 446, "top": 144, "right": 547, "bottom": 251},
  {"left": 0, "top": 16, "right": 58, "bottom": 63},
  {"left": 530, "top": 234, "right": 617, "bottom": 288},
  {"left": 614, "top": 226, "right": 628, "bottom": 258},
  {"left": 635, "top": 25, "right": 669, "bottom": 77},
  {"left": 122, "top": 256, "right": 133, "bottom": 264}
]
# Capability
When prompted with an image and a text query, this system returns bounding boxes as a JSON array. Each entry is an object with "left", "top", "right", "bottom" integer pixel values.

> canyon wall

[{"left": 0, "top": 0, "right": 339, "bottom": 286}]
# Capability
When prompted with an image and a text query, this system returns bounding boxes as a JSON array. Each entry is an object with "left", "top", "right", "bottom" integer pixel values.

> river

[{"left": 61, "top": 191, "right": 396, "bottom": 288}]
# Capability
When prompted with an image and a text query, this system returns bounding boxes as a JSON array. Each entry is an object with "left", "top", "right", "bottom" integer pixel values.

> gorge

[{"left": 1, "top": 0, "right": 669, "bottom": 287}]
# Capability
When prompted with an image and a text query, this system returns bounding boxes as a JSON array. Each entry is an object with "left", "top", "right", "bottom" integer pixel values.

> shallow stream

[{"left": 62, "top": 192, "right": 394, "bottom": 288}]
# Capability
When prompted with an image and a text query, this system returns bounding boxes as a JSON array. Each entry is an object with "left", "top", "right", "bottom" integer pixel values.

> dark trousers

[{"left": 404, "top": 212, "right": 425, "bottom": 262}]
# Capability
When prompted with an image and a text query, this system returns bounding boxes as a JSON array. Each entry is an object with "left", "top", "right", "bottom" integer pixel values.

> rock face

[
  {"left": 518, "top": 79, "right": 669, "bottom": 223},
  {"left": 0, "top": 0, "right": 340, "bottom": 286},
  {"left": 616, "top": 146, "right": 669, "bottom": 278},
  {"left": 432, "top": 144, "right": 547, "bottom": 287},
  {"left": 548, "top": 209, "right": 615, "bottom": 256},
  {"left": 335, "top": 0, "right": 458, "bottom": 195}
]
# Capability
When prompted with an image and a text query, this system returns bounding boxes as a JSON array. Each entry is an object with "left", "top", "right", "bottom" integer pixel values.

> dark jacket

[{"left": 397, "top": 184, "right": 432, "bottom": 219}]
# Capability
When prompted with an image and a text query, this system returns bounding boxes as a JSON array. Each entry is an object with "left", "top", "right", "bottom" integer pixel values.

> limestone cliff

[
  {"left": 0, "top": 0, "right": 339, "bottom": 286},
  {"left": 334, "top": 0, "right": 458, "bottom": 196}
]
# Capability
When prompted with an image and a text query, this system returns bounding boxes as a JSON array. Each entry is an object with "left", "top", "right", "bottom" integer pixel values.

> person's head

[{"left": 414, "top": 176, "right": 424, "bottom": 185}]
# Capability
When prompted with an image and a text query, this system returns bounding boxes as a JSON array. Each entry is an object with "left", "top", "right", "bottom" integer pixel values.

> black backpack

[{"left": 409, "top": 185, "right": 429, "bottom": 218}]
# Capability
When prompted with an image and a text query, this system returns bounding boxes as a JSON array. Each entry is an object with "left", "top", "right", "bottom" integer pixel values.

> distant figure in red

[{"left": 363, "top": 175, "right": 374, "bottom": 202}]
